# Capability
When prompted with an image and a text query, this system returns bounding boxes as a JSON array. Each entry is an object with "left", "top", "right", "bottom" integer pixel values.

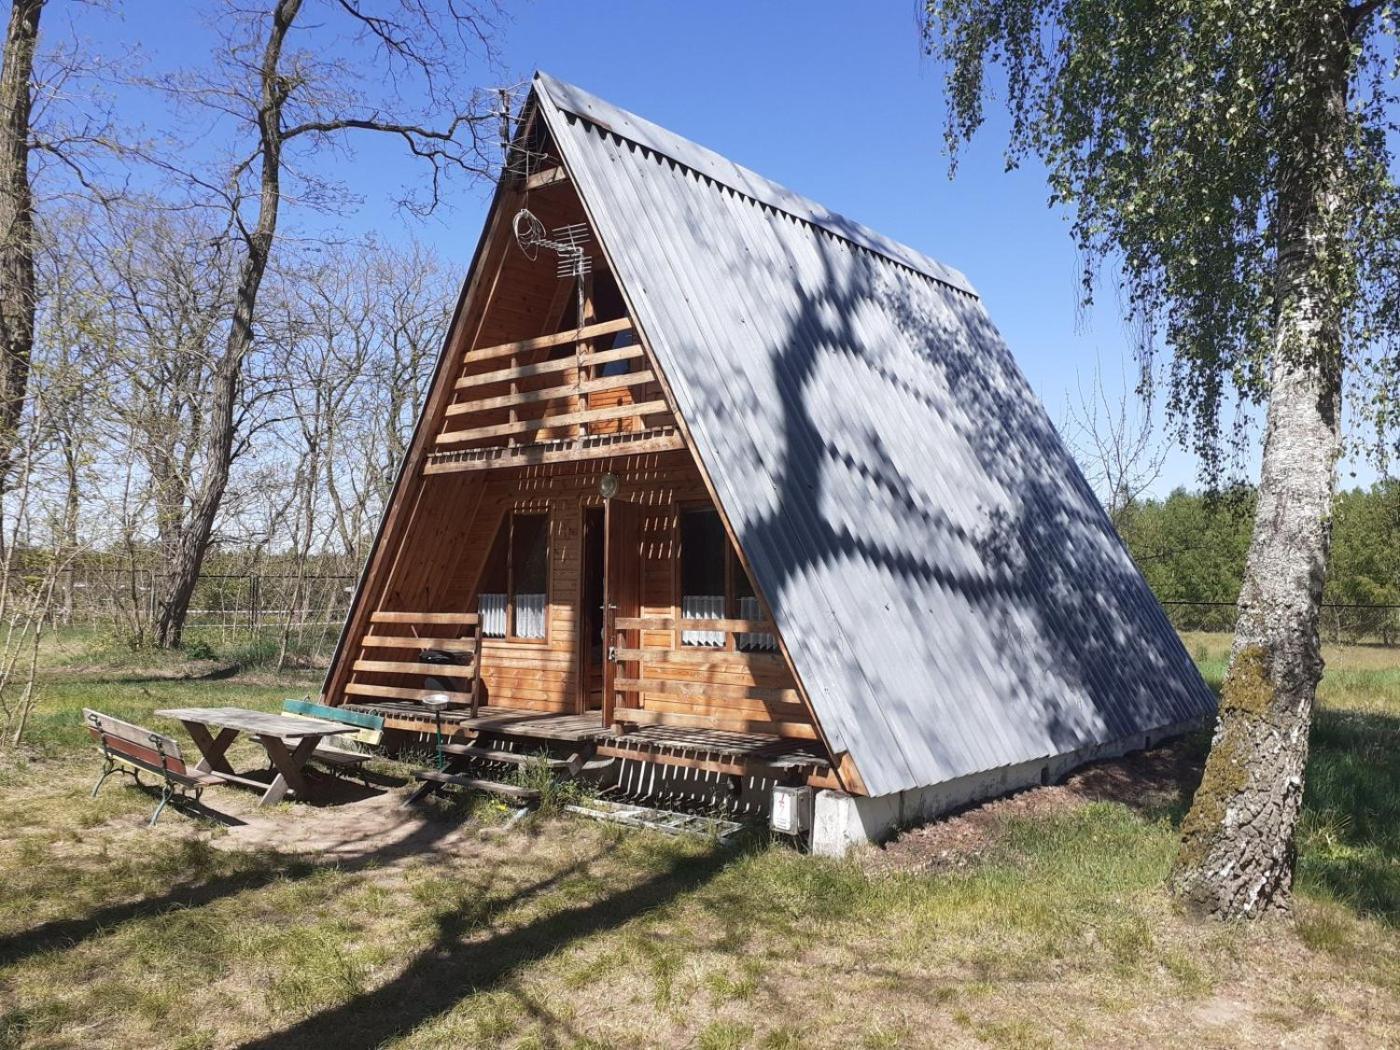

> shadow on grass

[
  {"left": 0, "top": 800, "right": 461, "bottom": 968},
  {"left": 1300, "top": 706, "right": 1400, "bottom": 924},
  {"left": 235, "top": 843, "right": 736, "bottom": 1050}
]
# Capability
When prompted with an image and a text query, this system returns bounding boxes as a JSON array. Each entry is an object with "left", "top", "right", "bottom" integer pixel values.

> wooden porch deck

[
  {"left": 343, "top": 701, "right": 610, "bottom": 742},
  {"left": 343, "top": 699, "right": 832, "bottom": 781}
]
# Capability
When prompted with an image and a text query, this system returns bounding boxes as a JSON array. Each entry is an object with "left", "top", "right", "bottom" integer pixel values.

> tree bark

[
  {"left": 1171, "top": 9, "right": 1352, "bottom": 918},
  {"left": 0, "top": 0, "right": 41, "bottom": 495},
  {"left": 153, "top": 0, "right": 301, "bottom": 648}
]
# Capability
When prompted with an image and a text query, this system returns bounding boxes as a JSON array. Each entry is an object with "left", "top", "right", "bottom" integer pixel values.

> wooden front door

[{"left": 602, "top": 497, "right": 641, "bottom": 726}]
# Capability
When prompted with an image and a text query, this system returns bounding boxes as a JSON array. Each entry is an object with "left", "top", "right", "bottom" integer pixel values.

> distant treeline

[{"left": 1120, "top": 481, "right": 1400, "bottom": 639}]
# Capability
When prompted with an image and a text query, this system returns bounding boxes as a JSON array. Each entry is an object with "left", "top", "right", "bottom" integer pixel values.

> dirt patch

[{"left": 869, "top": 738, "right": 1206, "bottom": 874}]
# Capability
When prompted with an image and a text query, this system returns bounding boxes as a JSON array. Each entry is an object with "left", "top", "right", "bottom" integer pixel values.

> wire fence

[
  {"left": 45, "top": 565, "right": 1400, "bottom": 653},
  {"left": 1162, "top": 600, "right": 1400, "bottom": 645},
  {"left": 53, "top": 564, "right": 359, "bottom": 658}
]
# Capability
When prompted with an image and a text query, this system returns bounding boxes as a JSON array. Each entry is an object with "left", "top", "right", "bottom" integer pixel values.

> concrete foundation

[{"left": 810, "top": 717, "right": 1206, "bottom": 857}]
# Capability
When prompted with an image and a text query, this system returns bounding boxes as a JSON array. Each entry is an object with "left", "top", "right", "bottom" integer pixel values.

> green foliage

[
  {"left": 1119, "top": 480, "right": 1400, "bottom": 638},
  {"left": 1119, "top": 485, "right": 1255, "bottom": 625},
  {"left": 1327, "top": 480, "right": 1400, "bottom": 639},
  {"left": 925, "top": 0, "right": 1400, "bottom": 474}
]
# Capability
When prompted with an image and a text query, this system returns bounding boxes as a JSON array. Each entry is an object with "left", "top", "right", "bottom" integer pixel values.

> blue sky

[{"left": 79, "top": 0, "right": 1381, "bottom": 495}]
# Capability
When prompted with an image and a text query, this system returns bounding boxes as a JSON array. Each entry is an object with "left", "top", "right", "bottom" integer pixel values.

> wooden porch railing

[
  {"left": 344, "top": 610, "right": 483, "bottom": 716},
  {"left": 606, "top": 615, "right": 816, "bottom": 739}
]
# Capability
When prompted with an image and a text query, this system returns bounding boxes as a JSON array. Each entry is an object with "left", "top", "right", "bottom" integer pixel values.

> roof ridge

[{"left": 532, "top": 71, "right": 978, "bottom": 299}]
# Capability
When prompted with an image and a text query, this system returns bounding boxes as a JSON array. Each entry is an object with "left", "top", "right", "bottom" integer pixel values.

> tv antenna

[{"left": 513, "top": 208, "right": 592, "bottom": 323}]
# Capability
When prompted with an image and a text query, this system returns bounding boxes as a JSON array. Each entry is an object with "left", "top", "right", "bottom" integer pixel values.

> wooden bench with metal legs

[{"left": 84, "top": 709, "right": 221, "bottom": 826}]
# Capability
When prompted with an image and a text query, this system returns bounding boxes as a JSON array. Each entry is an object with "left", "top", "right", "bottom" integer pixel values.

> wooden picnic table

[{"left": 155, "top": 707, "right": 357, "bottom": 807}]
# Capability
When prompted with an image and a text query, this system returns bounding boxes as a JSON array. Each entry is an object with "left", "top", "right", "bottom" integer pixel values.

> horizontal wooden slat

[
  {"left": 360, "top": 635, "right": 480, "bottom": 652},
  {"left": 455, "top": 345, "right": 644, "bottom": 390},
  {"left": 612, "top": 647, "right": 785, "bottom": 672},
  {"left": 423, "top": 431, "right": 688, "bottom": 474},
  {"left": 465, "top": 317, "right": 630, "bottom": 364},
  {"left": 444, "top": 370, "right": 657, "bottom": 417},
  {"left": 641, "top": 695, "right": 807, "bottom": 721},
  {"left": 344, "top": 683, "right": 473, "bottom": 703},
  {"left": 369, "top": 611, "right": 479, "bottom": 625},
  {"left": 438, "top": 399, "right": 670, "bottom": 446},
  {"left": 614, "top": 616, "right": 773, "bottom": 633},
  {"left": 610, "top": 706, "right": 818, "bottom": 740},
  {"left": 614, "top": 676, "right": 800, "bottom": 706},
  {"left": 353, "top": 659, "right": 476, "bottom": 677}
]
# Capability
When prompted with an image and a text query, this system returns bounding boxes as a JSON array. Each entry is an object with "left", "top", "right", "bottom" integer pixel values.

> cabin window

[
  {"left": 678, "top": 509, "right": 775, "bottom": 650},
  {"left": 478, "top": 511, "right": 549, "bottom": 640}
]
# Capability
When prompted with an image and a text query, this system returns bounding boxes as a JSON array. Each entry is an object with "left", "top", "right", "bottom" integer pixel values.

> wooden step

[
  {"left": 439, "top": 743, "right": 569, "bottom": 768},
  {"left": 353, "top": 658, "right": 477, "bottom": 677},
  {"left": 412, "top": 770, "right": 540, "bottom": 800},
  {"left": 344, "top": 683, "right": 473, "bottom": 704}
]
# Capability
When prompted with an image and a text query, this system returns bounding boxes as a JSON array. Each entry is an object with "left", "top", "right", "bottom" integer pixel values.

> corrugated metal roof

[{"left": 534, "top": 72, "right": 1216, "bottom": 797}]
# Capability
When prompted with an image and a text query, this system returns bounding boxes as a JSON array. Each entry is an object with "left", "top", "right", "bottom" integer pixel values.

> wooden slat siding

[
  {"left": 345, "top": 683, "right": 475, "bottom": 704},
  {"left": 633, "top": 661, "right": 793, "bottom": 690},
  {"left": 610, "top": 706, "right": 819, "bottom": 740},
  {"left": 454, "top": 346, "right": 644, "bottom": 391},
  {"left": 352, "top": 659, "right": 476, "bottom": 677},
  {"left": 639, "top": 697, "right": 808, "bottom": 723},
  {"left": 369, "top": 611, "right": 479, "bottom": 625},
  {"left": 424, "top": 431, "right": 687, "bottom": 473},
  {"left": 613, "top": 676, "right": 799, "bottom": 706},
  {"left": 444, "top": 370, "right": 655, "bottom": 417},
  {"left": 463, "top": 317, "right": 630, "bottom": 364},
  {"left": 612, "top": 647, "right": 785, "bottom": 671},
  {"left": 438, "top": 400, "right": 670, "bottom": 446}
]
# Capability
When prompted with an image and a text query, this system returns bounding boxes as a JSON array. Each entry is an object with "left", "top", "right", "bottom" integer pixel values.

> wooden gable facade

[{"left": 322, "top": 99, "right": 847, "bottom": 793}]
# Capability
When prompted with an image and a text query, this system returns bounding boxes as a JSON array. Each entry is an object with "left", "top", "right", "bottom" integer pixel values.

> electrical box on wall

[{"left": 770, "top": 785, "right": 813, "bottom": 836}]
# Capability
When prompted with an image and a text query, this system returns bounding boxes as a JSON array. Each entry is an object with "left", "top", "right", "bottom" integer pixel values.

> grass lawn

[{"left": 0, "top": 634, "right": 1397, "bottom": 1048}]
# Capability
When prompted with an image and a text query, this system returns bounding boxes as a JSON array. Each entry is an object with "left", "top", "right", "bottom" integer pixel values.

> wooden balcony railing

[
  {"left": 606, "top": 615, "right": 815, "bottom": 740},
  {"left": 428, "top": 319, "right": 682, "bottom": 472}
]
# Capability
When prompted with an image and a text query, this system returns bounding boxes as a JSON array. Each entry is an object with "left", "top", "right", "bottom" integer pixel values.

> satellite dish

[{"left": 513, "top": 209, "right": 547, "bottom": 261}]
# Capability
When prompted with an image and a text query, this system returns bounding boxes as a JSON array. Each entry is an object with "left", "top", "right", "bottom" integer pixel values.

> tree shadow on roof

[{"left": 642, "top": 187, "right": 1215, "bottom": 792}]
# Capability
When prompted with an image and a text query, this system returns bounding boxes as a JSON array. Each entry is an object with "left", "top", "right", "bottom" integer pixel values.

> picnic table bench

[
  {"left": 85, "top": 709, "right": 222, "bottom": 826},
  {"left": 280, "top": 699, "right": 384, "bottom": 784},
  {"left": 154, "top": 706, "right": 358, "bottom": 807}
]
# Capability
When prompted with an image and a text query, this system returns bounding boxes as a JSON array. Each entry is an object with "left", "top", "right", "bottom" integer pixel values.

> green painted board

[{"left": 282, "top": 698, "right": 384, "bottom": 732}]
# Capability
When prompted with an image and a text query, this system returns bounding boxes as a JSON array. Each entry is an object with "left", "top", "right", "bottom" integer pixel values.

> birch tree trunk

[
  {"left": 0, "top": 0, "right": 41, "bottom": 496},
  {"left": 1171, "top": 10, "right": 1351, "bottom": 918}
]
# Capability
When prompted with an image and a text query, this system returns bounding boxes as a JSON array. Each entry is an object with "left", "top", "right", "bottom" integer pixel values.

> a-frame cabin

[{"left": 323, "top": 73, "right": 1216, "bottom": 852}]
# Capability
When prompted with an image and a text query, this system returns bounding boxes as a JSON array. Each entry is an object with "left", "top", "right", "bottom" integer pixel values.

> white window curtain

[
  {"left": 681, "top": 594, "right": 726, "bottom": 647},
  {"left": 480, "top": 593, "right": 507, "bottom": 638},
  {"left": 515, "top": 593, "right": 547, "bottom": 639},
  {"left": 736, "top": 596, "right": 776, "bottom": 652}
]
